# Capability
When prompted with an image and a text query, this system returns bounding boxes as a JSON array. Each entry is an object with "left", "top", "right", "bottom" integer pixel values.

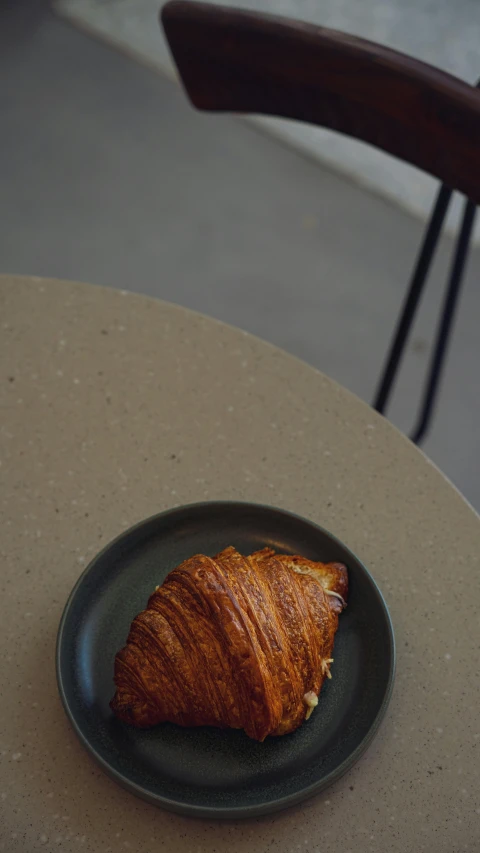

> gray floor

[{"left": 1, "top": 4, "right": 479, "bottom": 509}]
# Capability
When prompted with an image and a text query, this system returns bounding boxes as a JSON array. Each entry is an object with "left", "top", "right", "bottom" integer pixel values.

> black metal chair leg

[
  {"left": 373, "top": 183, "right": 453, "bottom": 416},
  {"left": 410, "top": 198, "right": 477, "bottom": 444},
  {"left": 374, "top": 77, "right": 480, "bottom": 443}
]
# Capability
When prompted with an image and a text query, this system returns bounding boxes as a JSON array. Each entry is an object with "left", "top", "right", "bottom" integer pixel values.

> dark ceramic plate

[{"left": 56, "top": 501, "right": 395, "bottom": 818}]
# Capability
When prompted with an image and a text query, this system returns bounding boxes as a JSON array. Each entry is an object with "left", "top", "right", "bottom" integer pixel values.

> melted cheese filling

[
  {"left": 289, "top": 564, "right": 346, "bottom": 608},
  {"left": 290, "top": 564, "right": 323, "bottom": 581},
  {"left": 324, "top": 589, "right": 347, "bottom": 606},
  {"left": 303, "top": 691, "right": 318, "bottom": 720},
  {"left": 321, "top": 658, "right": 334, "bottom": 679}
]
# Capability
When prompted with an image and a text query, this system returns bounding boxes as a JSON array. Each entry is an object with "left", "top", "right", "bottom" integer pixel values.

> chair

[{"left": 161, "top": 1, "right": 480, "bottom": 443}]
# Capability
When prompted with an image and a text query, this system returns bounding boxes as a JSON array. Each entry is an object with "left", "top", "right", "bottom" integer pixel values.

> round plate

[{"left": 56, "top": 501, "right": 395, "bottom": 818}]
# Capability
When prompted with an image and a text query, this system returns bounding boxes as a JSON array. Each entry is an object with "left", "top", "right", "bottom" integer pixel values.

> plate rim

[{"left": 56, "top": 500, "right": 396, "bottom": 819}]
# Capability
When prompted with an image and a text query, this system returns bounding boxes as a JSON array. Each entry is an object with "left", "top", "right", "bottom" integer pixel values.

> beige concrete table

[{"left": 1, "top": 275, "right": 479, "bottom": 852}]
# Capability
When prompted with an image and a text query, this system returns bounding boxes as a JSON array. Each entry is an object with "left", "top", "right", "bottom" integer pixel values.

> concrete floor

[{"left": 1, "top": 3, "right": 479, "bottom": 509}]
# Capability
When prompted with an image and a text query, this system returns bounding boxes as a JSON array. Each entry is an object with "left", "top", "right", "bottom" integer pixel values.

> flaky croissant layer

[{"left": 111, "top": 547, "right": 348, "bottom": 741}]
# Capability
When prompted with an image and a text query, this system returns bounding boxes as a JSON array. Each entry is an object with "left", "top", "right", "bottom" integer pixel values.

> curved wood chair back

[
  {"left": 162, "top": 0, "right": 480, "bottom": 203},
  {"left": 161, "top": 1, "right": 479, "bottom": 443}
]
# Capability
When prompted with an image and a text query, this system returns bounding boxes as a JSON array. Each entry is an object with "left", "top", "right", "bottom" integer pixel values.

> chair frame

[{"left": 162, "top": 1, "right": 479, "bottom": 442}]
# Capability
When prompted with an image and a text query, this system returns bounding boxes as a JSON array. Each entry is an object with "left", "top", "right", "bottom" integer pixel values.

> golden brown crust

[{"left": 110, "top": 547, "right": 348, "bottom": 741}]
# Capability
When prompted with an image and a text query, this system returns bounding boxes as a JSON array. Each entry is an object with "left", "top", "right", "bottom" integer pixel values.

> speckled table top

[{"left": 1, "top": 275, "right": 479, "bottom": 852}]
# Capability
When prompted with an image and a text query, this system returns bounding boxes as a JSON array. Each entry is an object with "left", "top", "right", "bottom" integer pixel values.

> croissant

[{"left": 111, "top": 546, "right": 348, "bottom": 741}]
